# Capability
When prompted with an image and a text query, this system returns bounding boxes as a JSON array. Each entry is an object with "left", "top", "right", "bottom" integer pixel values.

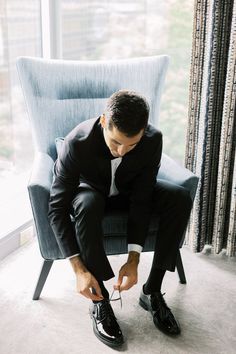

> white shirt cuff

[
  {"left": 128, "top": 244, "right": 143, "bottom": 254},
  {"left": 67, "top": 253, "right": 80, "bottom": 259}
]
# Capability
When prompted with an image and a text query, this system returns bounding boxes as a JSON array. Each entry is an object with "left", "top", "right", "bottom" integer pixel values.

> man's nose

[{"left": 117, "top": 145, "right": 127, "bottom": 156}]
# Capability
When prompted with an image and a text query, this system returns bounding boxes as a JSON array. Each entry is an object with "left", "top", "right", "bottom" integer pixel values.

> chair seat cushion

[
  {"left": 102, "top": 211, "right": 159, "bottom": 236},
  {"left": 102, "top": 212, "right": 159, "bottom": 254}
]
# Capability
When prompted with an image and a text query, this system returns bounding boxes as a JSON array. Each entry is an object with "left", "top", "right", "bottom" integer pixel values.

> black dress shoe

[
  {"left": 89, "top": 299, "right": 124, "bottom": 348},
  {"left": 139, "top": 287, "right": 181, "bottom": 335}
]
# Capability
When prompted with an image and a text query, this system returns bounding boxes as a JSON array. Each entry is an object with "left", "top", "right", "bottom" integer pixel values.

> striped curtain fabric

[{"left": 185, "top": 0, "right": 236, "bottom": 256}]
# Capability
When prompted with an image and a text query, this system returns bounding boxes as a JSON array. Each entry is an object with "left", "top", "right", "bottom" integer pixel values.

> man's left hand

[{"left": 114, "top": 251, "right": 140, "bottom": 292}]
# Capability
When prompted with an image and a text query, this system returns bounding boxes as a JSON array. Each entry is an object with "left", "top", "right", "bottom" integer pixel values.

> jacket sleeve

[
  {"left": 127, "top": 133, "right": 163, "bottom": 247},
  {"left": 48, "top": 137, "right": 80, "bottom": 257}
]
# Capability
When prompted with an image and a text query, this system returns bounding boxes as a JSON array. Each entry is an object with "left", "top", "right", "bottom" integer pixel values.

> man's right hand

[
  {"left": 76, "top": 270, "right": 104, "bottom": 301},
  {"left": 69, "top": 255, "right": 104, "bottom": 301}
]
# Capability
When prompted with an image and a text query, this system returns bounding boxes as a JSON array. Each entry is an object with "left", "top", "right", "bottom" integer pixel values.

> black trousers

[{"left": 71, "top": 180, "right": 193, "bottom": 283}]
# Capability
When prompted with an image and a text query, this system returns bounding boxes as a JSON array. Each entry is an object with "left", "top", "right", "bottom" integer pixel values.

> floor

[{"left": 0, "top": 239, "right": 236, "bottom": 354}]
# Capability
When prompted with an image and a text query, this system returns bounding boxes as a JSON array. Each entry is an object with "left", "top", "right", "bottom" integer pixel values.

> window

[
  {"left": 0, "top": 0, "right": 42, "bottom": 238},
  {"left": 61, "top": 0, "right": 194, "bottom": 163}
]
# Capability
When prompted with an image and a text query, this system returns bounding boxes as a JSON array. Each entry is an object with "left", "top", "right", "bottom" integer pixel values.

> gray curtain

[{"left": 185, "top": 0, "right": 236, "bottom": 256}]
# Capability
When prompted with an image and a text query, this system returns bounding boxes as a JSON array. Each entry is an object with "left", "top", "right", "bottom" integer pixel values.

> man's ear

[{"left": 100, "top": 114, "right": 106, "bottom": 128}]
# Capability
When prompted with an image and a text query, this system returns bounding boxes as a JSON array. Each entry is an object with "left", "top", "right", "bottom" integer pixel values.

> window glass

[
  {"left": 0, "top": 1, "right": 42, "bottom": 237},
  {"left": 61, "top": 0, "right": 194, "bottom": 163}
]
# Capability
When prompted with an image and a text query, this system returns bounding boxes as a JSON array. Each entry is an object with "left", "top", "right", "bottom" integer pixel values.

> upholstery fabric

[
  {"left": 17, "top": 55, "right": 199, "bottom": 260},
  {"left": 17, "top": 56, "right": 169, "bottom": 162},
  {"left": 185, "top": 0, "right": 236, "bottom": 256}
]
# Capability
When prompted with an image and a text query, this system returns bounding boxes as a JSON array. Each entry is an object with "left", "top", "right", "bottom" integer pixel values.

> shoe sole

[
  {"left": 139, "top": 297, "right": 181, "bottom": 336},
  {"left": 89, "top": 309, "right": 124, "bottom": 348}
]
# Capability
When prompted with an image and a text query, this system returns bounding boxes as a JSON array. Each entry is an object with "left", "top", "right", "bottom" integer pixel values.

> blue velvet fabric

[{"left": 17, "top": 56, "right": 198, "bottom": 260}]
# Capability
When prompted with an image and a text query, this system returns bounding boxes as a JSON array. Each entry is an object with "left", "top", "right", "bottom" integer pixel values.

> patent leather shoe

[
  {"left": 89, "top": 299, "right": 124, "bottom": 347},
  {"left": 139, "top": 287, "right": 181, "bottom": 335}
]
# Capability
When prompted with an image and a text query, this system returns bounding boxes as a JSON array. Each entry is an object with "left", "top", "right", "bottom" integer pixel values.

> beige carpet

[{"left": 0, "top": 239, "right": 236, "bottom": 354}]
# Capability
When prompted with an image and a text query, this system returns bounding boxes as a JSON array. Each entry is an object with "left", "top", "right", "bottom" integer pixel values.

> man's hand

[
  {"left": 69, "top": 255, "right": 104, "bottom": 301},
  {"left": 114, "top": 251, "right": 140, "bottom": 292},
  {"left": 75, "top": 270, "right": 104, "bottom": 301}
]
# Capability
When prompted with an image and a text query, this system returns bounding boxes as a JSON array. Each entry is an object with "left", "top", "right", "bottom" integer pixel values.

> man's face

[{"left": 100, "top": 114, "right": 144, "bottom": 158}]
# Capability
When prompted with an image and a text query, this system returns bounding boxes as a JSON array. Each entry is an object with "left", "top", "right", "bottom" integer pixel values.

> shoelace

[
  {"left": 151, "top": 292, "right": 171, "bottom": 317},
  {"left": 97, "top": 299, "right": 116, "bottom": 325},
  {"left": 109, "top": 288, "right": 122, "bottom": 309},
  {"left": 96, "top": 289, "right": 122, "bottom": 325}
]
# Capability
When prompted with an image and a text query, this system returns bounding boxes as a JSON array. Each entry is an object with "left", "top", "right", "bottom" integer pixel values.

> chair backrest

[{"left": 17, "top": 55, "right": 169, "bottom": 161}]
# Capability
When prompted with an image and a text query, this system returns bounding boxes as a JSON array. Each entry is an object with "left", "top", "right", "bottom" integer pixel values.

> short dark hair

[{"left": 105, "top": 89, "right": 150, "bottom": 137}]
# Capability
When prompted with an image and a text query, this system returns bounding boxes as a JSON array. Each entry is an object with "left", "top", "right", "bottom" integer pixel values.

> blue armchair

[{"left": 16, "top": 55, "right": 198, "bottom": 300}]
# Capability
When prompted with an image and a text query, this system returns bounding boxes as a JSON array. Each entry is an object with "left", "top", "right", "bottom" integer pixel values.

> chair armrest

[
  {"left": 28, "top": 152, "right": 54, "bottom": 192},
  {"left": 28, "top": 152, "right": 63, "bottom": 260},
  {"left": 158, "top": 153, "right": 199, "bottom": 201}
]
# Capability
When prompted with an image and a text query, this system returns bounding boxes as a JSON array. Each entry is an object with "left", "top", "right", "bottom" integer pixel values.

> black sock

[
  {"left": 92, "top": 281, "right": 109, "bottom": 303},
  {"left": 143, "top": 268, "right": 166, "bottom": 294}
]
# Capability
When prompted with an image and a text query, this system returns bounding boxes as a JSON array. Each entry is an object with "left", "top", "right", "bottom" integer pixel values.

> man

[{"left": 48, "top": 89, "right": 192, "bottom": 348}]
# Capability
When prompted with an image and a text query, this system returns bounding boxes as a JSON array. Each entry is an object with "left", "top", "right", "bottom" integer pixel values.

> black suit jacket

[{"left": 48, "top": 117, "right": 163, "bottom": 257}]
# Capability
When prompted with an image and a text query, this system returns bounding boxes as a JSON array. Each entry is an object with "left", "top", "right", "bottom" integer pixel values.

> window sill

[{"left": 0, "top": 219, "right": 35, "bottom": 261}]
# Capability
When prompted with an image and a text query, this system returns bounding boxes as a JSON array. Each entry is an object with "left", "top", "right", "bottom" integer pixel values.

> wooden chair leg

[
  {"left": 176, "top": 250, "right": 186, "bottom": 284},
  {"left": 32, "top": 260, "right": 54, "bottom": 300}
]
